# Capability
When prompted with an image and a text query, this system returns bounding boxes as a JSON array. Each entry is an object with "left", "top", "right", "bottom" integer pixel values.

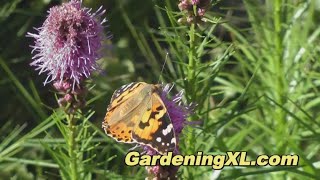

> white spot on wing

[
  {"left": 120, "top": 82, "right": 134, "bottom": 92},
  {"left": 123, "top": 84, "right": 130, "bottom": 90},
  {"left": 156, "top": 137, "right": 161, "bottom": 142},
  {"left": 162, "top": 124, "right": 173, "bottom": 136},
  {"left": 171, "top": 137, "right": 176, "bottom": 144}
]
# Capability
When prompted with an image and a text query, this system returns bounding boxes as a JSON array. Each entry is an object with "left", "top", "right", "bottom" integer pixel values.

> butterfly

[{"left": 102, "top": 82, "right": 177, "bottom": 154}]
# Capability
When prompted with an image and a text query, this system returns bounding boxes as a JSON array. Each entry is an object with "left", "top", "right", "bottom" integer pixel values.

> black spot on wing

[
  {"left": 138, "top": 120, "right": 150, "bottom": 129},
  {"left": 137, "top": 109, "right": 161, "bottom": 129},
  {"left": 156, "top": 106, "right": 164, "bottom": 111},
  {"left": 150, "top": 111, "right": 160, "bottom": 120},
  {"left": 116, "top": 96, "right": 124, "bottom": 103}
]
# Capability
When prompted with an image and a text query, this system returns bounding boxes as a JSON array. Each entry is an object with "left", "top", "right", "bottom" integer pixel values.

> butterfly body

[{"left": 102, "top": 82, "right": 176, "bottom": 154}]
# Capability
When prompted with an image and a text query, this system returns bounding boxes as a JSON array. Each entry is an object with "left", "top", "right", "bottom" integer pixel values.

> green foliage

[{"left": 1, "top": 0, "right": 320, "bottom": 179}]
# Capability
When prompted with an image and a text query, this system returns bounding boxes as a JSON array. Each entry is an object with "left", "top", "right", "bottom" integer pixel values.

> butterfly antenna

[
  {"left": 157, "top": 52, "right": 169, "bottom": 84},
  {"left": 129, "top": 144, "right": 140, "bottom": 151}
]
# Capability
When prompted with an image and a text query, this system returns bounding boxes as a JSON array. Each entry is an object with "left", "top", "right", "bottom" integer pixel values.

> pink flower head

[
  {"left": 192, "top": 0, "right": 200, "bottom": 5},
  {"left": 27, "top": 0, "right": 108, "bottom": 86},
  {"left": 178, "top": 1, "right": 192, "bottom": 11}
]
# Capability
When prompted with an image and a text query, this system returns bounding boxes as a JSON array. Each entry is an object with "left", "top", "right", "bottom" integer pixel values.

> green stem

[
  {"left": 274, "top": 0, "right": 282, "bottom": 53},
  {"left": 273, "top": 0, "right": 287, "bottom": 153},
  {"left": 67, "top": 114, "right": 78, "bottom": 180},
  {"left": 273, "top": 0, "right": 285, "bottom": 118},
  {"left": 187, "top": 23, "right": 196, "bottom": 100},
  {"left": 185, "top": 22, "right": 197, "bottom": 179}
]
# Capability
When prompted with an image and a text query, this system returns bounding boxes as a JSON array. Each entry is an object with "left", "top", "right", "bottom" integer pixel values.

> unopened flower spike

[
  {"left": 27, "top": 0, "right": 108, "bottom": 87},
  {"left": 178, "top": 0, "right": 211, "bottom": 25}
]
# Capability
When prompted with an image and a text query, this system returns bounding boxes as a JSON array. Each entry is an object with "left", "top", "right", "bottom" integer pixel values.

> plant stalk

[
  {"left": 187, "top": 23, "right": 196, "bottom": 100},
  {"left": 185, "top": 22, "right": 197, "bottom": 179},
  {"left": 67, "top": 114, "right": 78, "bottom": 180},
  {"left": 273, "top": 0, "right": 285, "bottom": 123}
]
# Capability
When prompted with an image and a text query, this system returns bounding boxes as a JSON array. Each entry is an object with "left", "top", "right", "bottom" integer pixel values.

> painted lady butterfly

[{"left": 102, "top": 82, "right": 177, "bottom": 154}]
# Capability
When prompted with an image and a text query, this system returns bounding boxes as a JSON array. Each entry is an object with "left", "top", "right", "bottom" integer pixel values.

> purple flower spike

[
  {"left": 27, "top": 0, "right": 108, "bottom": 86},
  {"left": 160, "top": 84, "right": 196, "bottom": 138},
  {"left": 144, "top": 84, "right": 196, "bottom": 179},
  {"left": 146, "top": 165, "right": 179, "bottom": 180},
  {"left": 192, "top": 0, "right": 200, "bottom": 5}
]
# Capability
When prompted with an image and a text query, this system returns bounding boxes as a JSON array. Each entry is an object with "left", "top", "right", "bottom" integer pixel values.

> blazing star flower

[
  {"left": 27, "top": 0, "right": 107, "bottom": 87},
  {"left": 144, "top": 84, "right": 196, "bottom": 179},
  {"left": 160, "top": 84, "right": 196, "bottom": 139}
]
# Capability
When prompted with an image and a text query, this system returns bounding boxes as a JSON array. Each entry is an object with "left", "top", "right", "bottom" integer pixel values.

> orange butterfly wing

[
  {"left": 102, "top": 82, "right": 147, "bottom": 143},
  {"left": 132, "top": 91, "right": 176, "bottom": 154},
  {"left": 102, "top": 82, "right": 177, "bottom": 154}
]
